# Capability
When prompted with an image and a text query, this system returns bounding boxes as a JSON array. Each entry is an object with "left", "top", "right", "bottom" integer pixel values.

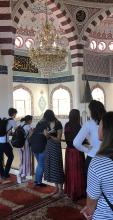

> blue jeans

[{"left": 34, "top": 151, "right": 45, "bottom": 184}]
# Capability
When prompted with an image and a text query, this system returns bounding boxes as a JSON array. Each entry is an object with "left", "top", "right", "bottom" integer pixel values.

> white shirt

[
  {"left": 7, "top": 118, "right": 17, "bottom": 131},
  {"left": 23, "top": 124, "right": 32, "bottom": 136},
  {"left": 73, "top": 119, "right": 101, "bottom": 157}
]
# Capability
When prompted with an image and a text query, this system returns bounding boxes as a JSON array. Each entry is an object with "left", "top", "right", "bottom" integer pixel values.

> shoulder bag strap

[
  {"left": 22, "top": 124, "right": 30, "bottom": 140},
  {"left": 102, "top": 156, "right": 113, "bottom": 211},
  {"left": 102, "top": 192, "right": 113, "bottom": 211}
]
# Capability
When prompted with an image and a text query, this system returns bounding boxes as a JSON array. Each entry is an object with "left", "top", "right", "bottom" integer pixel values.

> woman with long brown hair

[
  {"left": 64, "top": 109, "right": 86, "bottom": 201},
  {"left": 44, "top": 110, "right": 64, "bottom": 198}
]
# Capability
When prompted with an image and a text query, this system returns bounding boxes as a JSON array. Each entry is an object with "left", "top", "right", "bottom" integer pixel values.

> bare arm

[
  {"left": 28, "top": 128, "right": 33, "bottom": 137},
  {"left": 81, "top": 196, "right": 98, "bottom": 219},
  {"left": 81, "top": 159, "right": 101, "bottom": 219}
]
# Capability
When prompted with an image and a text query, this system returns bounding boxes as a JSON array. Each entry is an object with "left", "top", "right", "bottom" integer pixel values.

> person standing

[
  {"left": 0, "top": 108, "right": 17, "bottom": 179},
  {"left": 17, "top": 115, "right": 33, "bottom": 184},
  {"left": 64, "top": 109, "right": 86, "bottom": 201},
  {"left": 73, "top": 100, "right": 106, "bottom": 180},
  {"left": 0, "top": 118, "right": 14, "bottom": 179},
  {"left": 81, "top": 112, "right": 113, "bottom": 220},
  {"left": 44, "top": 110, "right": 64, "bottom": 198},
  {"left": 30, "top": 118, "right": 48, "bottom": 186},
  {"left": 7, "top": 108, "right": 17, "bottom": 133}
]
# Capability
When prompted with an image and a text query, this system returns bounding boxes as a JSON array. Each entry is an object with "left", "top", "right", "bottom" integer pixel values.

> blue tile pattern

[
  {"left": 0, "top": 65, "right": 8, "bottom": 74},
  {"left": 13, "top": 75, "right": 74, "bottom": 84}
]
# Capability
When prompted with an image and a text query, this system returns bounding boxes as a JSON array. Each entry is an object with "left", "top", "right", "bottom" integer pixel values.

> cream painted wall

[
  {"left": 0, "top": 56, "right": 13, "bottom": 118},
  {"left": 89, "top": 81, "right": 113, "bottom": 111},
  {"left": 13, "top": 79, "right": 113, "bottom": 122},
  {"left": 0, "top": 76, "right": 10, "bottom": 117},
  {"left": 48, "top": 81, "right": 74, "bottom": 107},
  {"left": 79, "top": 80, "right": 113, "bottom": 113},
  {"left": 13, "top": 82, "right": 49, "bottom": 117}
]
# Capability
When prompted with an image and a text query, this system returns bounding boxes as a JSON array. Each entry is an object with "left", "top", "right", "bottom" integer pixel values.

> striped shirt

[{"left": 87, "top": 156, "right": 113, "bottom": 220}]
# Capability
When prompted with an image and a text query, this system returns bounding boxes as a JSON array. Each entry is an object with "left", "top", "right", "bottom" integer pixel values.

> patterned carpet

[{"left": 0, "top": 175, "right": 86, "bottom": 220}]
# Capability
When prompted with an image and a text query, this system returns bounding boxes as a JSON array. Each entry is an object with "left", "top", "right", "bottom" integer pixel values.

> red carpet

[
  {"left": 1, "top": 189, "right": 41, "bottom": 205},
  {"left": 0, "top": 177, "right": 86, "bottom": 220},
  {"left": 47, "top": 206, "right": 85, "bottom": 220},
  {"left": 0, "top": 204, "right": 12, "bottom": 218},
  {"left": 0, "top": 174, "right": 17, "bottom": 190}
]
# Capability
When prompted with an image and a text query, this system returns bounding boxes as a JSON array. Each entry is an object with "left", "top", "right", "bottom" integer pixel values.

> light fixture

[
  {"left": 25, "top": 38, "right": 34, "bottom": 49},
  {"left": 98, "top": 41, "right": 106, "bottom": 51},
  {"left": 28, "top": 0, "right": 68, "bottom": 73},
  {"left": 15, "top": 36, "right": 23, "bottom": 48},
  {"left": 90, "top": 40, "right": 96, "bottom": 50}
]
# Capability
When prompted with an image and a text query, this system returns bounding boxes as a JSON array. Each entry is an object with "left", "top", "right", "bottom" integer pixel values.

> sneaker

[
  {"left": 21, "top": 178, "right": 28, "bottom": 183},
  {"left": 17, "top": 175, "right": 22, "bottom": 184}
]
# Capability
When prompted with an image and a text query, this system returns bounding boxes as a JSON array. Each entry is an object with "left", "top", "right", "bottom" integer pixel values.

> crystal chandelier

[{"left": 28, "top": 0, "right": 68, "bottom": 73}]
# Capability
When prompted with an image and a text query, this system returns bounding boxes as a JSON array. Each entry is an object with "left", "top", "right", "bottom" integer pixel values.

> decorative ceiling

[
  {"left": 69, "top": 0, "right": 113, "bottom": 3},
  {"left": 90, "top": 16, "right": 113, "bottom": 40},
  {"left": 16, "top": 1, "right": 65, "bottom": 37}
]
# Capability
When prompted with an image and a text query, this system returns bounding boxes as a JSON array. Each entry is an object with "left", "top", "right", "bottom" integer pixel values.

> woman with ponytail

[{"left": 17, "top": 115, "right": 33, "bottom": 184}]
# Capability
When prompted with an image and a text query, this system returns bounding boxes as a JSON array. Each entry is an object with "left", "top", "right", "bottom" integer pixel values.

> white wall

[
  {"left": 13, "top": 82, "right": 49, "bottom": 117},
  {"left": 13, "top": 79, "right": 113, "bottom": 121},
  {"left": 89, "top": 81, "right": 113, "bottom": 111},
  {"left": 0, "top": 56, "right": 13, "bottom": 118}
]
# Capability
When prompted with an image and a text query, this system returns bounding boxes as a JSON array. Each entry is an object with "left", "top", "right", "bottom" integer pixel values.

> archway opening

[
  {"left": 52, "top": 88, "right": 70, "bottom": 116},
  {"left": 13, "top": 88, "right": 31, "bottom": 117},
  {"left": 92, "top": 87, "right": 105, "bottom": 105}
]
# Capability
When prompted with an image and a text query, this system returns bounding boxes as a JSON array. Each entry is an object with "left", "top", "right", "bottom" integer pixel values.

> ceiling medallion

[{"left": 76, "top": 10, "right": 86, "bottom": 23}]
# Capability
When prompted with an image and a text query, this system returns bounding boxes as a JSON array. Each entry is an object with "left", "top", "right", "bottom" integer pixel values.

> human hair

[
  {"left": 20, "top": 115, "right": 33, "bottom": 123},
  {"left": 98, "top": 112, "right": 113, "bottom": 158},
  {"left": 69, "top": 109, "right": 80, "bottom": 126},
  {"left": 88, "top": 100, "right": 106, "bottom": 124},
  {"left": 8, "top": 108, "right": 17, "bottom": 117},
  {"left": 43, "top": 109, "right": 56, "bottom": 122}
]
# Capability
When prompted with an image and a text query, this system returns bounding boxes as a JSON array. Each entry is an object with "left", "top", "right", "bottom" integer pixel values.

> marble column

[
  {"left": 0, "top": 55, "right": 14, "bottom": 118},
  {"left": 72, "top": 65, "right": 84, "bottom": 109}
]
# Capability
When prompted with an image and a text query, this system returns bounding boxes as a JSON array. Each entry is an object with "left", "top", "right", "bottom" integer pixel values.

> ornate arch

[
  {"left": 12, "top": 0, "right": 79, "bottom": 67},
  {"left": 82, "top": 8, "right": 113, "bottom": 43},
  {"left": 50, "top": 84, "right": 73, "bottom": 117},
  {"left": 13, "top": 84, "right": 34, "bottom": 115}
]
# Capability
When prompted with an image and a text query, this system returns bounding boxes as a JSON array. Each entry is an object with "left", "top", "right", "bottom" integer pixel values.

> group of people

[{"left": 0, "top": 100, "right": 113, "bottom": 219}]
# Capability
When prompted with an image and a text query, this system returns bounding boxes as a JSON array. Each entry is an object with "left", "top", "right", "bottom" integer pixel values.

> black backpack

[
  {"left": 0, "top": 118, "right": 8, "bottom": 137},
  {"left": 11, "top": 124, "right": 27, "bottom": 148},
  {"left": 30, "top": 120, "right": 48, "bottom": 154}
]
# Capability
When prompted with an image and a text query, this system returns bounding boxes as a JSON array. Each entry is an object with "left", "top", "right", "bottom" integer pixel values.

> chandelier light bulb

[{"left": 53, "top": 41, "right": 56, "bottom": 48}]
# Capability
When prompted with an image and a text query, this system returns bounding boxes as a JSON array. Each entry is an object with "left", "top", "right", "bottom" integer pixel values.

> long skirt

[
  {"left": 18, "top": 140, "right": 31, "bottom": 177},
  {"left": 44, "top": 138, "right": 64, "bottom": 184},
  {"left": 64, "top": 147, "right": 86, "bottom": 201}
]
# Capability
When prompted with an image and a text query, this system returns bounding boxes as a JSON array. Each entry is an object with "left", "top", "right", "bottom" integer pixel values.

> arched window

[
  {"left": 52, "top": 88, "right": 71, "bottom": 116},
  {"left": 13, "top": 88, "right": 32, "bottom": 117},
  {"left": 92, "top": 87, "right": 105, "bottom": 105}
]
